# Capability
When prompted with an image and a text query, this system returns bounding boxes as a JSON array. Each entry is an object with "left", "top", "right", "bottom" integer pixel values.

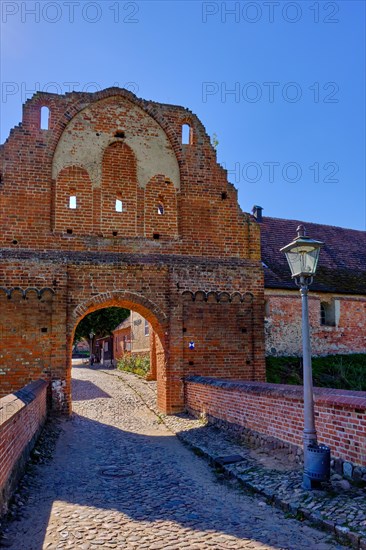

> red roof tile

[{"left": 259, "top": 217, "right": 366, "bottom": 294}]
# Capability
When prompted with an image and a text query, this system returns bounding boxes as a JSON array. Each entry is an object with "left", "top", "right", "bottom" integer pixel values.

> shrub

[
  {"left": 266, "top": 353, "right": 366, "bottom": 391},
  {"left": 117, "top": 353, "right": 150, "bottom": 377}
]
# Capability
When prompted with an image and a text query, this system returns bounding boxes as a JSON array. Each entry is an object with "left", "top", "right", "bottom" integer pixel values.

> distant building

[
  {"left": 253, "top": 208, "right": 366, "bottom": 357},
  {"left": 72, "top": 339, "right": 90, "bottom": 357},
  {"left": 113, "top": 312, "right": 150, "bottom": 361},
  {"left": 95, "top": 335, "right": 113, "bottom": 365},
  {"left": 113, "top": 316, "right": 131, "bottom": 360}
]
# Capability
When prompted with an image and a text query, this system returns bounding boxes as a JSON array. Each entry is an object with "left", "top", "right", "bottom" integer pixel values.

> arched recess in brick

[
  {"left": 54, "top": 166, "right": 93, "bottom": 234},
  {"left": 145, "top": 176, "right": 178, "bottom": 239},
  {"left": 66, "top": 291, "right": 169, "bottom": 415},
  {"left": 101, "top": 142, "right": 138, "bottom": 237}
]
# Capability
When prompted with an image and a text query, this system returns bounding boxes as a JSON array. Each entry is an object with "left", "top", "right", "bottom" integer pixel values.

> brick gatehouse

[{"left": 0, "top": 88, "right": 265, "bottom": 414}]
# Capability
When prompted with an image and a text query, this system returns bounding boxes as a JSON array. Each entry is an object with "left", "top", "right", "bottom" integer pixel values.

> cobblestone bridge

[{"left": 1, "top": 364, "right": 344, "bottom": 549}]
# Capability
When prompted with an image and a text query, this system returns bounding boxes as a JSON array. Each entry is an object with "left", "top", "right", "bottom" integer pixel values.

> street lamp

[
  {"left": 89, "top": 331, "right": 95, "bottom": 366},
  {"left": 280, "top": 225, "right": 330, "bottom": 489}
]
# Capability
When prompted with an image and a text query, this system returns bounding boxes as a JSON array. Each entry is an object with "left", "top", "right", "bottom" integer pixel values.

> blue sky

[{"left": 1, "top": 0, "right": 365, "bottom": 230}]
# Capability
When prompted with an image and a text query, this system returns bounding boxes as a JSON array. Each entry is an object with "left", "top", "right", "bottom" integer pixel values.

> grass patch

[
  {"left": 117, "top": 353, "right": 150, "bottom": 377},
  {"left": 266, "top": 354, "right": 366, "bottom": 391}
]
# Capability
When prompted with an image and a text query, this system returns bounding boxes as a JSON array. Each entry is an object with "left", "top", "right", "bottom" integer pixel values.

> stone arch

[
  {"left": 51, "top": 94, "right": 181, "bottom": 190},
  {"left": 63, "top": 290, "right": 169, "bottom": 415},
  {"left": 31, "top": 87, "right": 213, "bottom": 174},
  {"left": 70, "top": 290, "right": 167, "bottom": 340}
]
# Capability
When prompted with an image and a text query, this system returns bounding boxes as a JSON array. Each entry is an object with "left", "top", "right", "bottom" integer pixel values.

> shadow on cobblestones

[
  {"left": 71, "top": 378, "right": 112, "bottom": 401},
  {"left": 0, "top": 367, "right": 345, "bottom": 549}
]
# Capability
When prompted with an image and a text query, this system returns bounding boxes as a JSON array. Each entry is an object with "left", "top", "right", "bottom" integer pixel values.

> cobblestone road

[{"left": 2, "top": 365, "right": 345, "bottom": 549}]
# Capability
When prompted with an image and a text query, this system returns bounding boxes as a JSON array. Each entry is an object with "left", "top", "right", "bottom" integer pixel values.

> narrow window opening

[
  {"left": 41, "top": 327, "right": 48, "bottom": 333},
  {"left": 221, "top": 191, "right": 228, "bottom": 200},
  {"left": 320, "top": 303, "right": 326, "bottom": 326},
  {"left": 144, "top": 319, "right": 149, "bottom": 337},
  {"left": 182, "top": 123, "right": 191, "bottom": 145},
  {"left": 115, "top": 198, "right": 123, "bottom": 212},
  {"left": 69, "top": 195, "right": 77, "bottom": 209},
  {"left": 264, "top": 300, "right": 270, "bottom": 318},
  {"left": 320, "top": 301, "right": 337, "bottom": 326},
  {"left": 157, "top": 203, "right": 164, "bottom": 215},
  {"left": 41, "top": 106, "right": 50, "bottom": 130}
]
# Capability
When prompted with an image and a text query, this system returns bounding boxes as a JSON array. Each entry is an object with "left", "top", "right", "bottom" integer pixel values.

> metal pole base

[{"left": 302, "top": 473, "right": 322, "bottom": 490}]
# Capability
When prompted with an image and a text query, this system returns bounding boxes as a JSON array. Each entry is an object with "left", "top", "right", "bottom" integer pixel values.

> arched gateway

[{"left": 0, "top": 88, "right": 265, "bottom": 414}]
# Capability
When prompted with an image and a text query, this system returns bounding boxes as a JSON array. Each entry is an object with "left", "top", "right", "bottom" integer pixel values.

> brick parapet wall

[
  {"left": 0, "top": 380, "right": 48, "bottom": 515},
  {"left": 185, "top": 376, "right": 366, "bottom": 468}
]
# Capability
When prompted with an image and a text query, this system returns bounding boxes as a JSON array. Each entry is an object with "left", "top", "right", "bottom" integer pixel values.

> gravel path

[{"left": 1, "top": 365, "right": 345, "bottom": 549}]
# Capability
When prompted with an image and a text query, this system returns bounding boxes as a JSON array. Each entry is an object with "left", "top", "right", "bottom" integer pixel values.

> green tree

[{"left": 74, "top": 307, "right": 129, "bottom": 344}]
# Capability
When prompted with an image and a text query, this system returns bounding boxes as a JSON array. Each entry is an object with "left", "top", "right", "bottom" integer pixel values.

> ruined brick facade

[{"left": 0, "top": 88, "right": 265, "bottom": 414}]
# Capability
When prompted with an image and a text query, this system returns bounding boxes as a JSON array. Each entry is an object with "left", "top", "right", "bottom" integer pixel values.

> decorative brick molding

[
  {"left": 0, "top": 380, "right": 48, "bottom": 515},
  {"left": 185, "top": 376, "right": 366, "bottom": 470},
  {"left": 181, "top": 290, "right": 254, "bottom": 303},
  {"left": 0, "top": 287, "right": 55, "bottom": 300}
]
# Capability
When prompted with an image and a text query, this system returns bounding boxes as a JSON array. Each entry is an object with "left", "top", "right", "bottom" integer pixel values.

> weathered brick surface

[
  {"left": 259, "top": 215, "right": 366, "bottom": 356},
  {"left": 0, "top": 380, "right": 48, "bottom": 514},
  {"left": 265, "top": 290, "right": 366, "bottom": 356},
  {"left": 185, "top": 377, "right": 366, "bottom": 467},
  {"left": 0, "top": 88, "right": 264, "bottom": 414}
]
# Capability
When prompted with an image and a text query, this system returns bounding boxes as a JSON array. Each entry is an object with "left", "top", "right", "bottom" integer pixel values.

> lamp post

[
  {"left": 89, "top": 331, "right": 95, "bottom": 366},
  {"left": 280, "top": 225, "right": 330, "bottom": 489}
]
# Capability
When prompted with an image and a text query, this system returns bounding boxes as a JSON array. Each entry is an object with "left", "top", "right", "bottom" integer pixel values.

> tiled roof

[
  {"left": 259, "top": 217, "right": 366, "bottom": 294},
  {"left": 113, "top": 315, "right": 131, "bottom": 332}
]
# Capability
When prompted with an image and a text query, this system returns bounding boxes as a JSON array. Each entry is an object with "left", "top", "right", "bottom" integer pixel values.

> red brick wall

[
  {"left": 101, "top": 142, "right": 138, "bottom": 237},
  {"left": 145, "top": 176, "right": 178, "bottom": 239},
  {"left": 0, "top": 380, "right": 48, "bottom": 514},
  {"left": 0, "top": 88, "right": 265, "bottom": 415},
  {"left": 0, "top": 88, "right": 260, "bottom": 257},
  {"left": 55, "top": 166, "right": 93, "bottom": 234},
  {"left": 265, "top": 290, "right": 366, "bottom": 356},
  {"left": 185, "top": 377, "right": 366, "bottom": 467}
]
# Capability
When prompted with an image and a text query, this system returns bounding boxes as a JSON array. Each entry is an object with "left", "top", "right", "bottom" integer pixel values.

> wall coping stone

[
  {"left": 185, "top": 376, "right": 366, "bottom": 411},
  {"left": 0, "top": 380, "right": 48, "bottom": 426}
]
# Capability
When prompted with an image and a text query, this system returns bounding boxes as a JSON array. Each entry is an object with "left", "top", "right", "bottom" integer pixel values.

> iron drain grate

[
  {"left": 99, "top": 467, "right": 134, "bottom": 478},
  {"left": 215, "top": 455, "right": 244, "bottom": 466}
]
